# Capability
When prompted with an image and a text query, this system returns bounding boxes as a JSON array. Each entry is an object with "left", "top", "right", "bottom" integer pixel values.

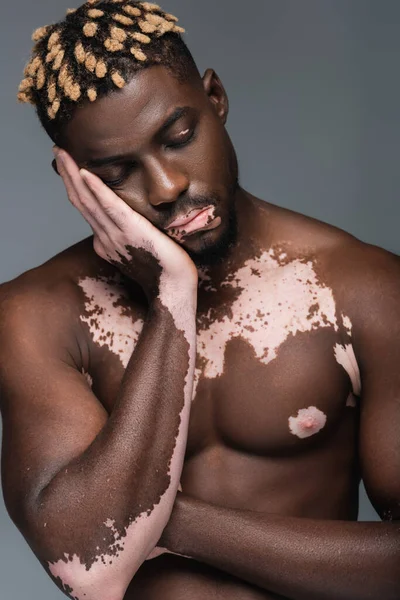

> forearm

[
  {"left": 33, "top": 290, "right": 197, "bottom": 598},
  {"left": 161, "top": 495, "right": 400, "bottom": 600}
]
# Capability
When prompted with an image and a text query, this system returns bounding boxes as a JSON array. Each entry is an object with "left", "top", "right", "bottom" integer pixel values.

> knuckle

[
  {"left": 103, "top": 204, "right": 117, "bottom": 219},
  {"left": 80, "top": 192, "right": 93, "bottom": 207}
]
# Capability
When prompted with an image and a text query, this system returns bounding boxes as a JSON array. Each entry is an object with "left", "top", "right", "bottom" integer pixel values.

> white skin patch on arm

[
  {"left": 47, "top": 504, "right": 173, "bottom": 600},
  {"left": 289, "top": 406, "right": 327, "bottom": 438},
  {"left": 75, "top": 275, "right": 191, "bottom": 591}
]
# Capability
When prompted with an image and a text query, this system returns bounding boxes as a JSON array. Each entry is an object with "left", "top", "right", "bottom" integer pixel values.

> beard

[
  {"left": 183, "top": 199, "right": 238, "bottom": 268},
  {"left": 182, "top": 176, "right": 239, "bottom": 269}
]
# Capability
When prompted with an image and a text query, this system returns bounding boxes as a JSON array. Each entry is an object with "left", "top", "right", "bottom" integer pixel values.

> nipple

[{"left": 289, "top": 406, "right": 327, "bottom": 439}]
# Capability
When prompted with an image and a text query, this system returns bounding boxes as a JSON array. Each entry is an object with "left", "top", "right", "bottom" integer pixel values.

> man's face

[{"left": 63, "top": 65, "right": 239, "bottom": 267}]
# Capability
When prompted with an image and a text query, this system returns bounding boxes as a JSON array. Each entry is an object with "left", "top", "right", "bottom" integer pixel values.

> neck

[{"left": 197, "top": 187, "right": 271, "bottom": 287}]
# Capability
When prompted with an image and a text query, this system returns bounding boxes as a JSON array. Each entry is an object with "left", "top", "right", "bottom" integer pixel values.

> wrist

[
  {"left": 158, "top": 278, "right": 198, "bottom": 314},
  {"left": 159, "top": 493, "right": 199, "bottom": 555}
]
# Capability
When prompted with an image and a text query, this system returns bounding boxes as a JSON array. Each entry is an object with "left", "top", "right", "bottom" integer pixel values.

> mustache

[{"left": 161, "top": 194, "right": 219, "bottom": 229}]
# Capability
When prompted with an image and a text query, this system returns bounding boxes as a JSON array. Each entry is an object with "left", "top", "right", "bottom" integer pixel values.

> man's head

[{"left": 18, "top": 1, "right": 240, "bottom": 268}]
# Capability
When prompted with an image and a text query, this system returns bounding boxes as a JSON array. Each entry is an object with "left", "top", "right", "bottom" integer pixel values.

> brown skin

[
  {"left": 1, "top": 64, "right": 400, "bottom": 600},
  {"left": 62, "top": 66, "right": 241, "bottom": 273}
]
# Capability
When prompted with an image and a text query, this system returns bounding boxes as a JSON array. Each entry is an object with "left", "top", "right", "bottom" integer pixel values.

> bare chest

[{"left": 77, "top": 250, "right": 361, "bottom": 459}]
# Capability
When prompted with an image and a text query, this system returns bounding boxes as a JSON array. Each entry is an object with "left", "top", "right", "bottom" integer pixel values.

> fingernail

[{"left": 52, "top": 146, "right": 59, "bottom": 157}]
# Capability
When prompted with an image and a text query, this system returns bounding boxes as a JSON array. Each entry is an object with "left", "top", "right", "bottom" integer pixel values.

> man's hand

[{"left": 53, "top": 147, "right": 198, "bottom": 301}]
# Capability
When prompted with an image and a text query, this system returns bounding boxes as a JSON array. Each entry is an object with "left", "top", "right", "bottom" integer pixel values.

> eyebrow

[{"left": 83, "top": 106, "right": 191, "bottom": 169}]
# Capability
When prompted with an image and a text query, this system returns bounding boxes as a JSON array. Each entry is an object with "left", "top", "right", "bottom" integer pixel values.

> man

[{"left": 1, "top": 1, "right": 399, "bottom": 599}]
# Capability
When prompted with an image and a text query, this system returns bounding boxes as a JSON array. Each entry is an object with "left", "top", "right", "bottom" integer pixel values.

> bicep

[
  {"left": 359, "top": 363, "right": 400, "bottom": 520},
  {"left": 0, "top": 293, "right": 108, "bottom": 531},
  {"left": 351, "top": 251, "right": 400, "bottom": 520}
]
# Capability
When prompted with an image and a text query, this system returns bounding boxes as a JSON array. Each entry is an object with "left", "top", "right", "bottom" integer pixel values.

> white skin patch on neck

[
  {"left": 193, "top": 250, "right": 360, "bottom": 399},
  {"left": 289, "top": 406, "right": 327, "bottom": 438}
]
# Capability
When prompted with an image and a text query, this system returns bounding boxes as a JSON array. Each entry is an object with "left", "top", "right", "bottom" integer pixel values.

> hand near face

[{"left": 53, "top": 148, "right": 198, "bottom": 301}]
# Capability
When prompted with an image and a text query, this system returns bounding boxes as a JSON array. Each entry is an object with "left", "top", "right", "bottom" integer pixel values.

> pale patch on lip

[
  {"left": 167, "top": 206, "right": 217, "bottom": 241},
  {"left": 289, "top": 406, "right": 327, "bottom": 438}
]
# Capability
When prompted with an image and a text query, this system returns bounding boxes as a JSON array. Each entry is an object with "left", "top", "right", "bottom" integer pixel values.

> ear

[
  {"left": 51, "top": 158, "right": 60, "bottom": 176},
  {"left": 201, "top": 69, "right": 229, "bottom": 125}
]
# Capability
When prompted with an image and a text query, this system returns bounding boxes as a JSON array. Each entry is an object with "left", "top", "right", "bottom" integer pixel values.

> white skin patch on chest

[
  {"left": 289, "top": 406, "right": 327, "bottom": 438},
  {"left": 78, "top": 274, "right": 144, "bottom": 369},
  {"left": 334, "top": 343, "right": 361, "bottom": 407},
  {"left": 194, "top": 251, "right": 361, "bottom": 402},
  {"left": 78, "top": 252, "right": 361, "bottom": 420}
]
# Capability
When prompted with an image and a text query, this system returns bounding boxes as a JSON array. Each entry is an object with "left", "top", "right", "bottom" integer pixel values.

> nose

[{"left": 145, "top": 157, "right": 189, "bottom": 207}]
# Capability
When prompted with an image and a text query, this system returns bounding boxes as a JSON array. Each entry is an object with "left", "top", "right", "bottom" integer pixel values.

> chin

[{"left": 182, "top": 207, "right": 238, "bottom": 269}]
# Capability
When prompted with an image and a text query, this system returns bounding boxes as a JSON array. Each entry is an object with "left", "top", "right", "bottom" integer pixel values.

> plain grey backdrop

[{"left": 1, "top": 0, "right": 399, "bottom": 597}]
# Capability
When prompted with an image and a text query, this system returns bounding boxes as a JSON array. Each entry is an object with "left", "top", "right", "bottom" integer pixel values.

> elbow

[{"left": 47, "top": 557, "right": 132, "bottom": 600}]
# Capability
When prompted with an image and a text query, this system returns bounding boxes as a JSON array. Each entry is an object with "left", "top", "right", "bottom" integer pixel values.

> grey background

[{"left": 1, "top": 0, "right": 398, "bottom": 597}]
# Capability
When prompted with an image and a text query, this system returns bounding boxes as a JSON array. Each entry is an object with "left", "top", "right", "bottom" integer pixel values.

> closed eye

[
  {"left": 100, "top": 163, "right": 136, "bottom": 189},
  {"left": 100, "top": 127, "right": 196, "bottom": 188},
  {"left": 102, "top": 176, "right": 126, "bottom": 189}
]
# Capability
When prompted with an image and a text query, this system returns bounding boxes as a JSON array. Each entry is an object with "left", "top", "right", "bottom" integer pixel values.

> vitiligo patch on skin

[
  {"left": 74, "top": 267, "right": 194, "bottom": 597},
  {"left": 81, "top": 367, "right": 93, "bottom": 388},
  {"left": 289, "top": 406, "right": 327, "bottom": 438},
  {"left": 79, "top": 273, "right": 143, "bottom": 368},
  {"left": 334, "top": 343, "right": 361, "bottom": 407},
  {"left": 47, "top": 507, "right": 172, "bottom": 599},
  {"left": 167, "top": 206, "right": 217, "bottom": 242},
  {"left": 78, "top": 250, "right": 361, "bottom": 409},
  {"left": 193, "top": 250, "right": 361, "bottom": 401}
]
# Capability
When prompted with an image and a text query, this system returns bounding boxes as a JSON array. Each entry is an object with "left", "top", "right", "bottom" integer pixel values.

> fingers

[
  {"left": 55, "top": 149, "right": 116, "bottom": 234},
  {"left": 80, "top": 169, "right": 136, "bottom": 232}
]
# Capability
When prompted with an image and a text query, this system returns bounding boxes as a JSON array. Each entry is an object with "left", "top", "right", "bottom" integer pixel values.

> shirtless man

[{"left": 1, "top": 1, "right": 399, "bottom": 599}]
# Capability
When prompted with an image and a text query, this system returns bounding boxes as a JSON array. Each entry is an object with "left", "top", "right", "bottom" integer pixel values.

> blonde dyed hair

[{"left": 18, "top": 1, "right": 186, "bottom": 124}]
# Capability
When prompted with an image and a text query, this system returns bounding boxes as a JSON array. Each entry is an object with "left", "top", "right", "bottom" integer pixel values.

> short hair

[{"left": 17, "top": 1, "right": 200, "bottom": 146}]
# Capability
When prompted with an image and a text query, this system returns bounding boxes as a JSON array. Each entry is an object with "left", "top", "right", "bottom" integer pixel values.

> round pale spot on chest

[{"left": 288, "top": 406, "right": 327, "bottom": 439}]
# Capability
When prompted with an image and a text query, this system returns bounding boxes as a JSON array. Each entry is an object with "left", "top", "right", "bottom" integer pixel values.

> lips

[{"left": 166, "top": 206, "right": 214, "bottom": 230}]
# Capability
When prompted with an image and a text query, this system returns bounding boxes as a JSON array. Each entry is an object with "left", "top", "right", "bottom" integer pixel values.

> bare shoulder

[
  {"left": 0, "top": 234, "right": 130, "bottom": 314},
  {"left": 267, "top": 202, "right": 400, "bottom": 320},
  {"left": 269, "top": 202, "right": 400, "bottom": 285},
  {"left": 0, "top": 235, "right": 105, "bottom": 372},
  {"left": 309, "top": 220, "right": 400, "bottom": 311},
  {"left": 1, "top": 234, "right": 98, "bottom": 300}
]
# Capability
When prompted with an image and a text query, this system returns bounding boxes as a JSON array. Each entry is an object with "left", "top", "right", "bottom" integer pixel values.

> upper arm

[
  {"left": 336, "top": 243, "right": 400, "bottom": 520},
  {"left": 0, "top": 282, "right": 108, "bottom": 535}
]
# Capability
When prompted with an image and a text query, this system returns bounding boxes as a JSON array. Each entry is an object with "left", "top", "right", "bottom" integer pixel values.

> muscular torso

[{"left": 28, "top": 204, "right": 363, "bottom": 598}]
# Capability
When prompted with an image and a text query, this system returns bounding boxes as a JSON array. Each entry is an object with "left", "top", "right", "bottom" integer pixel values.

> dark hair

[{"left": 17, "top": 1, "right": 200, "bottom": 146}]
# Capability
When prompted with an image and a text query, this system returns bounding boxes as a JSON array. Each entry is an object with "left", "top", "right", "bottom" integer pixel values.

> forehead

[{"left": 64, "top": 65, "right": 203, "bottom": 159}]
